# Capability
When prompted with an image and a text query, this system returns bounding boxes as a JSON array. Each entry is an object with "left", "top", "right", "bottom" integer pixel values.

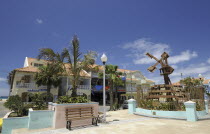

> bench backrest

[{"left": 65, "top": 107, "right": 94, "bottom": 120}]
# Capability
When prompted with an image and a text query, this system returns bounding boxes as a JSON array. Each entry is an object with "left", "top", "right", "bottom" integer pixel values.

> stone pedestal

[
  {"left": 128, "top": 99, "right": 136, "bottom": 114},
  {"left": 204, "top": 100, "right": 209, "bottom": 114},
  {"left": 184, "top": 101, "right": 197, "bottom": 122}
]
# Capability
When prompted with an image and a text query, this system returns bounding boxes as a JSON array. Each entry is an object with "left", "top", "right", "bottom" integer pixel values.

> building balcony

[
  {"left": 68, "top": 85, "right": 91, "bottom": 90},
  {"left": 16, "top": 83, "right": 47, "bottom": 89}
]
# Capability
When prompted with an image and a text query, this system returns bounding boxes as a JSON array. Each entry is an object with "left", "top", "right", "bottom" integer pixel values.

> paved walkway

[{"left": 17, "top": 110, "right": 210, "bottom": 134}]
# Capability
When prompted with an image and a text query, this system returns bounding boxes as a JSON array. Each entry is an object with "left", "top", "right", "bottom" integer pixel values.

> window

[{"left": 34, "top": 63, "right": 43, "bottom": 67}]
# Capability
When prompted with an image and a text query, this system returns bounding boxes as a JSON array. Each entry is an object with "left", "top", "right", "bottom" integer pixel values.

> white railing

[
  {"left": 126, "top": 85, "right": 137, "bottom": 92},
  {"left": 16, "top": 83, "right": 47, "bottom": 89},
  {"left": 16, "top": 83, "right": 35, "bottom": 88},
  {"left": 68, "top": 85, "right": 91, "bottom": 90}
]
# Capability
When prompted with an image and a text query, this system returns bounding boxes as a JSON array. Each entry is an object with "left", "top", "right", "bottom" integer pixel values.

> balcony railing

[
  {"left": 16, "top": 83, "right": 47, "bottom": 89},
  {"left": 68, "top": 85, "right": 91, "bottom": 90},
  {"left": 126, "top": 85, "right": 137, "bottom": 92}
]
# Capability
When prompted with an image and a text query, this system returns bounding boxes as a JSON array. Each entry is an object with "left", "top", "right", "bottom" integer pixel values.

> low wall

[
  {"left": 2, "top": 117, "right": 29, "bottom": 134},
  {"left": 49, "top": 102, "right": 99, "bottom": 129},
  {"left": 2, "top": 110, "right": 54, "bottom": 134},
  {"left": 28, "top": 110, "right": 54, "bottom": 130},
  {"left": 129, "top": 99, "right": 209, "bottom": 121},
  {"left": 2, "top": 102, "right": 99, "bottom": 134},
  {"left": 136, "top": 108, "right": 186, "bottom": 118},
  {"left": 196, "top": 110, "right": 207, "bottom": 117}
]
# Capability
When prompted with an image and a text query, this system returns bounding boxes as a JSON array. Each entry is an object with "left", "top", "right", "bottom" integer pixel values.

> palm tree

[
  {"left": 37, "top": 48, "right": 67, "bottom": 96},
  {"left": 35, "top": 63, "right": 64, "bottom": 102},
  {"left": 113, "top": 72, "right": 123, "bottom": 108},
  {"left": 99, "top": 64, "right": 123, "bottom": 111},
  {"left": 61, "top": 35, "right": 97, "bottom": 97},
  {"left": 37, "top": 35, "right": 97, "bottom": 97}
]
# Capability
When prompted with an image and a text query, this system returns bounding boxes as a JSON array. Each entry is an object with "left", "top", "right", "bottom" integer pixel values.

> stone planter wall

[
  {"left": 2, "top": 102, "right": 99, "bottom": 134},
  {"left": 128, "top": 99, "right": 209, "bottom": 122}
]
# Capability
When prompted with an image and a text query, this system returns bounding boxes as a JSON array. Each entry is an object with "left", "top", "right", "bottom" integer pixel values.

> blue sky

[{"left": 0, "top": 0, "right": 210, "bottom": 96}]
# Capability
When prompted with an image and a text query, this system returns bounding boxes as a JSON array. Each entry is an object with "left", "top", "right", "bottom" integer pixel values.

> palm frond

[{"left": 37, "top": 48, "right": 56, "bottom": 61}]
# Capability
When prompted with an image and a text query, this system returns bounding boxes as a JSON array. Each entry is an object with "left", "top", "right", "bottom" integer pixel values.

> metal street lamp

[{"left": 101, "top": 53, "right": 107, "bottom": 122}]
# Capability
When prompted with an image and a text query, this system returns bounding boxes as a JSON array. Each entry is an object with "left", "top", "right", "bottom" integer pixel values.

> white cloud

[
  {"left": 122, "top": 38, "right": 170, "bottom": 64},
  {"left": 0, "top": 77, "right": 6, "bottom": 82},
  {"left": 122, "top": 38, "right": 197, "bottom": 65},
  {"left": 207, "top": 58, "right": 210, "bottom": 64},
  {"left": 170, "top": 50, "right": 197, "bottom": 64},
  {"left": 171, "top": 63, "right": 210, "bottom": 77},
  {"left": 36, "top": 19, "right": 43, "bottom": 24}
]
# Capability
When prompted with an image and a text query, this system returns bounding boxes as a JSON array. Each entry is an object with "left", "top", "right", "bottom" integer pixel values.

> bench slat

[
  {"left": 66, "top": 111, "right": 93, "bottom": 115},
  {"left": 66, "top": 108, "right": 92, "bottom": 112}
]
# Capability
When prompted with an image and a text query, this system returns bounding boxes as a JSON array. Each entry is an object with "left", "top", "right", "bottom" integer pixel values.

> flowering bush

[
  {"left": 0, "top": 118, "right": 3, "bottom": 132},
  {"left": 56, "top": 96, "right": 88, "bottom": 104}
]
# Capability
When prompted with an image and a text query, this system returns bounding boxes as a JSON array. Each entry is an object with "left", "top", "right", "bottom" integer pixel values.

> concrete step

[{"left": 12, "top": 128, "right": 55, "bottom": 134}]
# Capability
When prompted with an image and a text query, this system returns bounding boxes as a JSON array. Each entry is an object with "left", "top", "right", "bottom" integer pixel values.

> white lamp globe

[
  {"left": 101, "top": 53, "right": 107, "bottom": 63},
  {"left": 198, "top": 74, "right": 203, "bottom": 79}
]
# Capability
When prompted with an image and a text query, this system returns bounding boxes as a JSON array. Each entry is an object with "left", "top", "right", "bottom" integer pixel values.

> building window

[{"left": 34, "top": 63, "right": 43, "bottom": 67}]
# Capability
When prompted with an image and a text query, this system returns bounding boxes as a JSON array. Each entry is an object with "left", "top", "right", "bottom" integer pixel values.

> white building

[
  {"left": 9, "top": 57, "right": 155, "bottom": 102},
  {"left": 10, "top": 57, "right": 92, "bottom": 101}
]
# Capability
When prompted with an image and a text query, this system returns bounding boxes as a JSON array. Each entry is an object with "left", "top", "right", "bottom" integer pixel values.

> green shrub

[
  {"left": 57, "top": 96, "right": 88, "bottom": 104},
  {"left": 195, "top": 101, "right": 204, "bottom": 111},
  {"left": 28, "top": 93, "right": 47, "bottom": 110},
  {"left": 4, "top": 95, "right": 24, "bottom": 117}
]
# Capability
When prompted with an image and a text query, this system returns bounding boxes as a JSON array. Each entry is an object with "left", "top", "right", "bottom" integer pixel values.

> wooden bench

[{"left": 65, "top": 107, "right": 99, "bottom": 130}]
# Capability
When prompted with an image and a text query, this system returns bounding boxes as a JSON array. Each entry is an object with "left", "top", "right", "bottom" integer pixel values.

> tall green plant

[
  {"left": 35, "top": 63, "right": 63, "bottom": 102},
  {"left": 28, "top": 93, "right": 47, "bottom": 110},
  {"left": 99, "top": 64, "right": 123, "bottom": 111},
  {"left": 37, "top": 36, "right": 97, "bottom": 97},
  {"left": 61, "top": 35, "right": 97, "bottom": 97},
  {"left": 37, "top": 48, "right": 67, "bottom": 96},
  {"left": 180, "top": 77, "right": 204, "bottom": 100},
  {"left": 4, "top": 95, "right": 24, "bottom": 116}
]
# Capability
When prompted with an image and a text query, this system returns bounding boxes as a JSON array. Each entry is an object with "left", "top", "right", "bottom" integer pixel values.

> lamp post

[
  {"left": 101, "top": 53, "right": 107, "bottom": 122},
  {"left": 198, "top": 74, "right": 203, "bottom": 85}
]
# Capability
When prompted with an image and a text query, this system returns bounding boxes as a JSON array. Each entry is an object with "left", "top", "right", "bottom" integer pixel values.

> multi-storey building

[
  {"left": 10, "top": 57, "right": 91, "bottom": 101},
  {"left": 9, "top": 57, "right": 155, "bottom": 103}
]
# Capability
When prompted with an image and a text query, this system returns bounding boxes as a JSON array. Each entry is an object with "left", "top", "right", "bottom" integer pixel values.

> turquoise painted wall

[
  {"left": 2, "top": 117, "right": 29, "bottom": 134},
  {"left": 196, "top": 110, "right": 207, "bottom": 117},
  {"left": 136, "top": 108, "right": 186, "bottom": 118},
  {"left": 2, "top": 110, "right": 54, "bottom": 134},
  {"left": 28, "top": 110, "right": 54, "bottom": 129}
]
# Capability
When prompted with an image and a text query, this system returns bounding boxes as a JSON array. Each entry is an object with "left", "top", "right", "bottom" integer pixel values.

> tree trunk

[
  {"left": 46, "top": 84, "right": 51, "bottom": 103},
  {"left": 71, "top": 87, "right": 77, "bottom": 97},
  {"left": 109, "top": 81, "right": 114, "bottom": 111},
  {"left": 114, "top": 86, "right": 118, "bottom": 109},
  {"left": 72, "top": 80, "right": 77, "bottom": 97}
]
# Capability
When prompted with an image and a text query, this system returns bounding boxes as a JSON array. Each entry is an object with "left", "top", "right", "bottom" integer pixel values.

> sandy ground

[
  {"left": 20, "top": 109, "right": 210, "bottom": 134},
  {"left": 65, "top": 110, "right": 210, "bottom": 134}
]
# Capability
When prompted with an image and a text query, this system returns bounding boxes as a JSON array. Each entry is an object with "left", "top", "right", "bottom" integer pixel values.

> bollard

[
  {"left": 184, "top": 101, "right": 197, "bottom": 122},
  {"left": 128, "top": 99, "right": 136, "bottom": 114}
]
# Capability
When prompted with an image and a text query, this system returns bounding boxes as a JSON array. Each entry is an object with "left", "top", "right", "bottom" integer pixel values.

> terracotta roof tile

[
  {"left": 146, "top": 79, "right": 155, "bottom": 83},
  {"left": 15, "top": 66, "right": 39, "bottom": 73},
  {"left": 15, "top": 64, "right": 90, "bottom": 77},
  {"left": 203, "top": 79, "right": 210, "bottom": 84}
]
